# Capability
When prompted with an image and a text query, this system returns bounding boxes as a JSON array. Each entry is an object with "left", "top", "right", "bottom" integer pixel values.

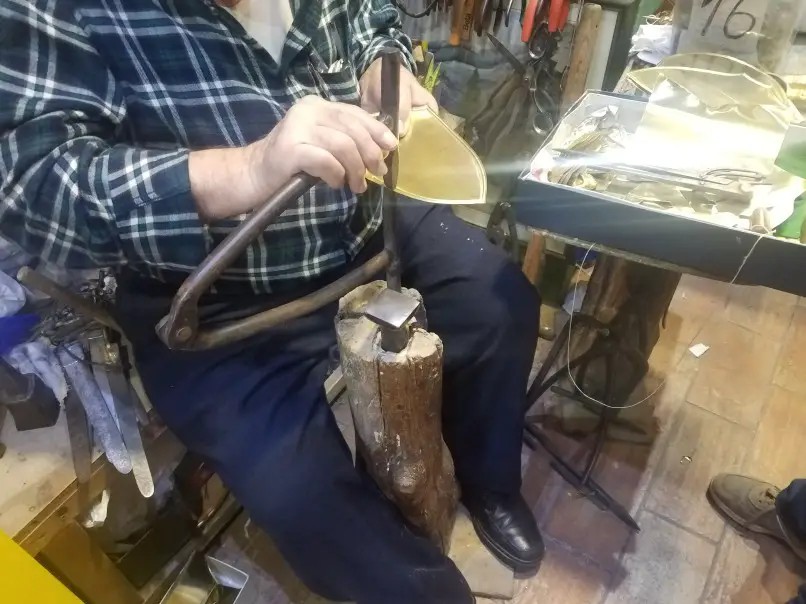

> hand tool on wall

[
  {"left": 472, "top": 32, "right": 559, "bottom": 155},
  {"left": 474, "top": 0, "right": 497, "bottom": 35},
  {"left": 504, "top": 0, "right": 516, "bottom": 26},
  {"left": 493, "top": 0, "right": 505, "bottom": 32},
  {"left": 521, "top": 0, "right": 544, "bottom": 41},
  {"left": 450, "top": 0, "right": 466, "bottom": 44},
  {"left": 547, "top": 0, "right": 571, "bottom": 32},
  {"left": 461, "top": 0, "right": 475, "bottom": 40}
]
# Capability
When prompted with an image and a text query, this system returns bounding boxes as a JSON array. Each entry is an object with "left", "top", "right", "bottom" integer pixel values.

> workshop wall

[{"left": 401, "top": 5, "right": 540, "bottom": 118}]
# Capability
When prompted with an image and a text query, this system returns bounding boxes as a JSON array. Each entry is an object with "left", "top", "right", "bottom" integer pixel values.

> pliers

[
  {"left": 521, "top": 0, "right": 569, "bottom": 41},
  {"left": 547, "top": 0, "right": 570, "bottom": 32}
]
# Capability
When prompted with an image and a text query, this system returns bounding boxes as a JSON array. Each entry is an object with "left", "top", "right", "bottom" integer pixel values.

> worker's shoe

[
  {"left": 462, "top": 488, "right": 544, "bottom": 573},
  {"left": 707, "top": 474, "right": 806, "bottom": 563}
]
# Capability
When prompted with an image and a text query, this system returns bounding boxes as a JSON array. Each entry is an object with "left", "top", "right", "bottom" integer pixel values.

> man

[
  {"left": 0, "top": 1, "right": 544, "bottom": 602},
  {"left": 709, "top": 475, "right": 806, "bottom": 603}
]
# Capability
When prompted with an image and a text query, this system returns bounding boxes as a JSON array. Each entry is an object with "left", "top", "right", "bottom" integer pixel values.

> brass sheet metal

[{"left": 367, "top": 106, "right": 487, "bottom": 205}]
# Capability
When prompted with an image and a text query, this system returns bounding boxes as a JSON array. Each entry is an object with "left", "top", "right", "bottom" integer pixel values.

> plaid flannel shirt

[{"left": 0, "top": 0, "right": 413, "bottom": 293}]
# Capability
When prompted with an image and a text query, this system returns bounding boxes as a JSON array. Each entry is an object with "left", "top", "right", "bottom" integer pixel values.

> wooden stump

[{"left": 336, "top": 281, "right": 459, "bottom": 552}]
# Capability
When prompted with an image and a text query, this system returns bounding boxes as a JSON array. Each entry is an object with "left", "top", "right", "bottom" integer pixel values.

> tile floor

[{"left": 212, "top": 275, "right": 806, "bottom": 604}]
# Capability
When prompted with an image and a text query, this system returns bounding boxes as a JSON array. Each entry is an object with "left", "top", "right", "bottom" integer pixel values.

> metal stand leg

[{"left": 523, "top": 313, "right": 648, "bottom": 532}]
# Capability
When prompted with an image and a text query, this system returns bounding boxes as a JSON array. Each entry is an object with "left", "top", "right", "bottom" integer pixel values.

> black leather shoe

[{"left": 462, "top": 488, "right": 544, "bottom": 573}]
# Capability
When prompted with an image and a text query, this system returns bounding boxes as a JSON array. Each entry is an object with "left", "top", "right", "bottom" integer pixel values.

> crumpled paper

[{"left": 631, "top": 24, "right": 675, "bottom": 66}]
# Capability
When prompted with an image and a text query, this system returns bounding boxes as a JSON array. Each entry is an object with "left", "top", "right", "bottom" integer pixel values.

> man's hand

[
  {"left": 359, "top": 58, "right": 437, "bottom": 137},
  {"left": 191, "top": 96, "right": 397, "bottom": 222}
]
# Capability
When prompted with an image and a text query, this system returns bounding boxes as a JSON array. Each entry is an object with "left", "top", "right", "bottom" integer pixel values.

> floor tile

[
  {"left": 531, "top": 361, "right": 693, "bottom": 565},
  {"left": 450, "top": 507, "right": 515, "bottom": 600},
  {"left": 687, "top": 365, "right": 771, "bottom": 429},
  {"left": 773, "top": 307, "right": 806, "bottom": 396},
  {"left": 645, "top": 405, "right": 754, "bottom": 542},
  {"left": 671, "top": 276, "right": 731, "bottom": 319},
  {"left": 725, "top": 285, "right": 797, "bottom": 342},
  {"left": 702, "top": 529, "right": 806, "bottom": 604},
  {"left": 647, "top": 338, "right": 690, "bottom": 375},
  {"left": 695, "top": 319, "right": 781, "bottom": 385},
  {"left": 512, "top": 539, "right": 610, "bottom": 604},
  {"left": 536, "top": 436, "right": 655, "bottom": 570},
  {"left": 603, "top": 511, "right": 716, "bottom": 604},
  {"left": 659, "top": 310, "right": 711, "bottom": 348},
  {"left": 744, "top": 386, "right": 806, "bottom": 488},
  {"left": 538, "top": 481, "right": 636, "bottom": 572},
  {"left": 521, "top": 433, "right": 578, "bottom": 511},
  {"left": 619, "top": 368, "right": 694, "bottom": 511}
]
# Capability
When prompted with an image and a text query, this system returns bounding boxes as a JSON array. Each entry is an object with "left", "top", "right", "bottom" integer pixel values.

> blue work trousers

[{"left": 116, "top": 201, "right": 540, "bottom": 604}]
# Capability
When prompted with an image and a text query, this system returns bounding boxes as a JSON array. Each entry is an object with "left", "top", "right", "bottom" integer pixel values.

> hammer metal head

[{"left": 363, "top": 288, "right": 420, "bottom": 330}]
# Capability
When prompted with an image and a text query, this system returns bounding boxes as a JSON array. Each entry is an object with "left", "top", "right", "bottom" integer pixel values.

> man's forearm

[
  {"left": 349, "top": 0, "right": 414, "bottom": 76},
  {"left": 189, "top": 142, "right": 268, "bottom": 223}
]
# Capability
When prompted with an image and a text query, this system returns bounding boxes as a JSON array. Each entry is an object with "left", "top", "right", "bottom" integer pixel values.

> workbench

[
  {"left": 0, "top": 413, "right": 106, "bottom": 554},
  {"left": 0, "top": 414, "right": 239, "bottom": 604},
  {"left": 0, "top": 362, "right": 347, "bottom": 604}
]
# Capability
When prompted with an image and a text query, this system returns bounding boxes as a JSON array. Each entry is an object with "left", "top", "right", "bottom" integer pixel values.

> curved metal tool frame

[
  {"left": 157, "top": 50, "right": 403, "bottom": 351},
  {"left": 154, "top": 174, "right": 395, "bottom": 351}
]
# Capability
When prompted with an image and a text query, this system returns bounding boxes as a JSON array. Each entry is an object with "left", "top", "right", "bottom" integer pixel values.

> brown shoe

[{"left": 708, "top": 474, "right": 806, "bottom": 563}]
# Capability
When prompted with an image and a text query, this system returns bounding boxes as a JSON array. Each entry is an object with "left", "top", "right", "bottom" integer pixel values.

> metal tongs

[
  {"left": 157, "top": 50, "right": 407, "bottom": 351},
  {"left": 550, "top": 148, "right": 767, "bottom": 204}
]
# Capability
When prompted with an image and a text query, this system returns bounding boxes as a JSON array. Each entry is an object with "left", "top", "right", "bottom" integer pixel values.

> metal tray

[
  {"left": 160, "top": 553, "right": 248, "bottom": 604},
  {"left": 513, "top": 91, "right": 806, "bottom": 296}
]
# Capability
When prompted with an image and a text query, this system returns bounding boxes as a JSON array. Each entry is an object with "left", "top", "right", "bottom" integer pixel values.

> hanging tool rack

[{"left": 395, "top": 0, "right": 573, "bottom": 42}]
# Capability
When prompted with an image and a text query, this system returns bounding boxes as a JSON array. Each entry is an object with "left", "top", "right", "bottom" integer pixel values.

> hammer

[{"left": 363, "top": 52, "right": 424, "bottom": 354}]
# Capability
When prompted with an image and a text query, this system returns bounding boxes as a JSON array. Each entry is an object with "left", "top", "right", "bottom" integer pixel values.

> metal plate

[
  {"left": 363, "top": 289, "right": 421, "bottom": 330},
  {"left": 366, "top": 107, "right": 487, "bottom": 205},
  {"left": 88, "top": 335, "right": 154, "bottom": 498}
]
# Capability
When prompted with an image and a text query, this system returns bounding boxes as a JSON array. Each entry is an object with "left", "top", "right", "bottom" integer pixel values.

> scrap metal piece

[
  {"left": 160, "top": 553, "right": 249, "bottom": 604},
  {"left": 64, "top": 384, "right": 93, "bottom": 484},
  {"left": 88, "top": 334, "right": 154, "bottom": 497},
  {"left": 57, "top": 342, "right": 132, "bottom": 475}
]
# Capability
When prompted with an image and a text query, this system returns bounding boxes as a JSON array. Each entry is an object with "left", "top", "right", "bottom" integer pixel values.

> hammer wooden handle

[{"left": 561, "top": 3, "right": 602, "bottom": 112}]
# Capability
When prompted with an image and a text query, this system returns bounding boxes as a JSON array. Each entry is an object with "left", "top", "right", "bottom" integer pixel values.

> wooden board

[
  {"left": 0, "top": 414, "right": 106, "bottom": 550},
  {"left": 0, "top": 531, "right": 83, "bottom": 603}
]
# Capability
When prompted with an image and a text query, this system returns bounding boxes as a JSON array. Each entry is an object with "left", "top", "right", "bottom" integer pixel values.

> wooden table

[
  {"left": 0, "top": 413, "right": 200, "bottom": 604},
  {"left": 0, "top": 413, "right": 109, "bottom": 555}
]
